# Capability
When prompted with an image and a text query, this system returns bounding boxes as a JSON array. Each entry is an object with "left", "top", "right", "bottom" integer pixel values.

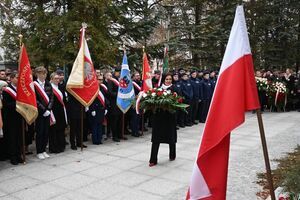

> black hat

[
  {"left": 56, "top": 69, "right": 64, "bottom": 75},
  {"left": 190, "top": 69, "right": 197, "bottom": 74},
  {"left": 203, "top": 70, "right": 210, "bottom": 75},
  {"left": 114, "top": 66, "right": 121, "bottom": 72}
]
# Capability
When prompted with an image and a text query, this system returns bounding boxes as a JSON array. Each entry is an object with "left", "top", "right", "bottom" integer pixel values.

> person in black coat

[
  {"left": 2, "top": 72, "right": 22, "bottom": 165},
  {"left": 180, "top": 73, "right": 193, "bottom": 126},
  {"left": 199, "top": 71, "right": 213, "bottom": 123},
  {"left": 49, "top": 72, "right": 67, "bottom": 153},
  {"left": 149, "top": 74, "right": 177, "bottom": 167},
  {"left": 67, "top": 94, "right": 87, "bottom": 150},
  {"left": 131, "top": 72, "right": 142, "bottom": 137},
  {"left": 34, "top": 67, "right": 54, "bottom": 160},
  {"left": 87, "top": 80, "right": 105, "bottom": 145},
  {"left": 107, "top": 67, "right": 123, "bottom": 142},
  {"left": 283, "top": 68, "right": 296, "bottom": 111},
  {"left": 190, "top": 70, "right": 201, "bottom": 124},
  {"left": 172, "top": 73, "right": 184, "bottom": 127}
]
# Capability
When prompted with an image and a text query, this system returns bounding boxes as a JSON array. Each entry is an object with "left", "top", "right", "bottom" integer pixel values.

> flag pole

[
  {"left": 141, "top": 46, "right": 145, "bottom": 136},
  {"left": 121, "top": 44, "right": 126, "bottom": 139},
  {"left": 18, "top": 34, "right": 26, "bottom": 164},
  {"left": 81, "top": 105, "right": 84, "bottom": 151},
  {"left": 256, "top": 109, "right": 275, "bottom": 200}
]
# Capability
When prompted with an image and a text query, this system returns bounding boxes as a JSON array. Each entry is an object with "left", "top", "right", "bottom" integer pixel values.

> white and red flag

[
  {"left": 66, "top": 25, "right": 99, "bottom": 107},
  {"left": 186, "top": 6, "right": 260, "bottom": 200},
  {"left": 16, "top": 44, "right": 38, "bottom": 125}
]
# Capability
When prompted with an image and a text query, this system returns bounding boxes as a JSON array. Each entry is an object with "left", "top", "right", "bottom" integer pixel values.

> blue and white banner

[{"left": 117, "top": 53, "right": 135, "bottom": 113}]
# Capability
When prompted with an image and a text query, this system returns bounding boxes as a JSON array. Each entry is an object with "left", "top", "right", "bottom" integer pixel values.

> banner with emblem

[
  {"left": 117, "top": 52, "right": 135, "bottom": 113},
  {"left": 16, "top": 44, "right": 38, "bottom": 125},
  {"left": 66, "top": 24, "right": 99, "bottom": 107}
]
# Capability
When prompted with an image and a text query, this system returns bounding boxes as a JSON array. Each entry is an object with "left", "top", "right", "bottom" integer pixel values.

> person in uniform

[
  {"left": 149, "top": 74, "right": 177, "bottom": 167},
  {"left": 34, "top": 66, "right": 54, "bottom": 160},
  {"left": 190, "top": 70, "right": 201, "bottom": 124},
  {"left": 2, "top": 72, "right": 23, "bottom": 165},
  {"left": 131, "top": 72, "right": 142, "bottom": 137},
  {"left": 180, "top": 72, "right": 193, "bottom": 126},
  {"left": 107, "top": 67, "right": 123, "bottom": 142},
  {"left": 49, "top": 72, "right": 67, "bottom": 153},
  {"left": 172, "top": 72, "right": 184, "bottom": 128},
  {"left": 87, "top": 77, "right": 106, "bottom": 145},
  {"left": 199, "top": 71, "right": 213, "bottom": 123}
]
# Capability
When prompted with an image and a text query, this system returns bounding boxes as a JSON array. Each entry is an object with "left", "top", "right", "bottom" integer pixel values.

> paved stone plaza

[{"left": 0, "top": 111, "right": 299, "bottom": 200}]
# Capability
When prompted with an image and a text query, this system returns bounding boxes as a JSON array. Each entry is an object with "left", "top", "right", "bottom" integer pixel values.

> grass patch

[{"left": 257, "top": 145, "right": 300, "bottom": 199}]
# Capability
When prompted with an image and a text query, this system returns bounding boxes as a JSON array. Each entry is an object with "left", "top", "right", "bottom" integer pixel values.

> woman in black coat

[
  {"left": 149, "top": 74, "right": 177, "bottom": 167},
  {"left": 49, "top": 72, "right": 67, "bottom": 153}
]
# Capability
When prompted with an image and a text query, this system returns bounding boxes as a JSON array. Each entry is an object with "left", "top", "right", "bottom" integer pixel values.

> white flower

[
  {"left": 166, "top": 90, "right": 171, "bottom": 94},
  {"left": 142, "top": 93, "right": 147, "bottom": 98},
  {"left": 157, "top": 88, "right": 162, "bottom": 91},
  {"left": 151, "top": 93, "right": 156, "bottom": 97},
  {"left": 163, "top": 92, "right": 167, "bottom": 96}
]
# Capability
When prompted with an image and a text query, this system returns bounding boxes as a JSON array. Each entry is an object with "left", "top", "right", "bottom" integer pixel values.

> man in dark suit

[
  {"left": 107, "top": 67, "right": 123, "bottom": 142},
  {"left": 2, "top": 72, "right": 22, "bottom": 165},
  {"left": 34, "top": 66, "right": 54, "bottom": 160},
  {"left": 67, "top": 94, "right": 87, "bottom": 150}
]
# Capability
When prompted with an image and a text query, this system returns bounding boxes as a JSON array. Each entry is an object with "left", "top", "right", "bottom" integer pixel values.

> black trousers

[
  {"left": 49, "top": 126, "right": 65, "bottom": 153},
  {"left": 191, "top": 99, "right": 199, "bottom": 123},
  {"left": 149, "top": 143, "right": 176, "bottom": 164},
  {"left": 200, "top": 100, "right": 210, "bottom": 123},
  {"left": 35, "top": 115, "right": 50, "bottom": 154},
  {"left": 7, "top": 121, "right": 22, "bottom": 161},
  {"left": 69, "top": 118, "right": 81, "bottom": 147},
  {"left": 110, "top": 114, "right": 122, "bottom": 140}
]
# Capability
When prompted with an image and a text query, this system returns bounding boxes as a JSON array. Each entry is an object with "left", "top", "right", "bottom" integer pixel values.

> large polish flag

[
  {"left": 66, "top": 25, "right": 99, "bottom": 107},
  {"left": 186, "top": 6, "right": 260, "bottom": 200}
]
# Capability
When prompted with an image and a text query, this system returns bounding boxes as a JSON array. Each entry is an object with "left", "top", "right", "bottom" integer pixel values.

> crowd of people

[
  {"left": 0, "top": 65, "right": 299, "bottom": 166},
  {"left": 0, "top": 66, "right": 218, "bottom": 166},
  {"left": 255, "top": 68, "right": 300, "bottom": 112}
]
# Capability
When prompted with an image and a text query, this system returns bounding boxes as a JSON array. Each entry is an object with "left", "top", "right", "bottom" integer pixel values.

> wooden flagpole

[
  {"left": 18, "top": 34, "right": 26, "bottom": 164},
  {"left": 256, "top": 109, "right": 275, "bottom": 200},
  {"left": 81, "top": 106, "right": 84, "bottom": 151}
]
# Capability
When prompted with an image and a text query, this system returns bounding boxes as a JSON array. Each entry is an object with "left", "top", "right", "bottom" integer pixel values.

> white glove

[
  {"left": 91, "top": 111, "right": 96, "bottom": 116},
  {"left": 43, "top": 110, "right": 51, "bottom": 117},
  {"left": 104, "top": 110, "right": 108, "bottom": 116},
  {"left": 85, "top": 107, "right": 89, "bottom": 112}
]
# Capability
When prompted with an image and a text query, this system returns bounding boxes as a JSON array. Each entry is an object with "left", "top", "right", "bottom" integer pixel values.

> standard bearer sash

[
  {"left": 110, "top": 78, "right": 119, "bottom": 86},
  {"left": 3, "top": 87, "right": 17, "bottom": 100},
  {"left": 132, "top": 81, "right": 141, "bottom": 92},
  {"left": 97, "top": 90, "right": 105, "bottom": 108},
  {"left": 52, "top": 84, "right": 68, "bottom": 125},
  {"left": 34, "top": 81, "right": 56, "bottom": 125},
  {"left": 100, "top": 83, "right": 108, "bottom": 93}
]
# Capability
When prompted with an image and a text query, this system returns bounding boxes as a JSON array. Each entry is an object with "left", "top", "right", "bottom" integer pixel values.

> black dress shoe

[
  {"left": 192, "top": 121, "right": 198, "bottom": 125},
  {"left": 71, "top": 146, "right": 77, "bottom": 150},
  {"left": 121, "top": 137, "right": 128, "bottom": 140},
  {"left": 113, "top": 138, "right": 120, "bottom": 142},
  {"left": 10, "top": 159, "right": 18, "bottom": 165},
  {"left": 179, "top": 124, "right": 185, "bottom": 128},
  {"left": 77, "top": 144, "right": 87, "bottom": 148}
]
